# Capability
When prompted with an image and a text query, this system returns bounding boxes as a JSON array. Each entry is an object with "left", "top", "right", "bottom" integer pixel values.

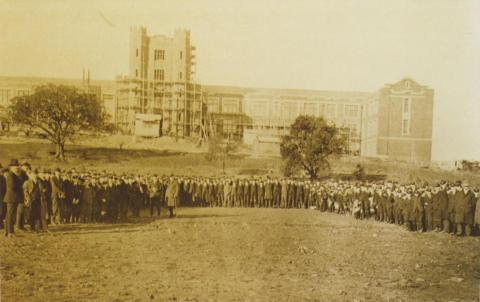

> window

[
  {"left": 16, "top": 90, "right": 30, "bottom": 96},
  {"left": 405, "top": 80, "right": 410, "bottom": 88},
  {"left": 253, "top": 101, "right": 269, "bottom": 117},
  {"left": 345, "top": 105, "right": 359, "bottom": 117},
  {"left": 179, "top": 72, "right": 183, "bottom": 80},
  {"left": 154, "top": 69, "right": 164, "bottom": 81},
  {"left": 403, "top": 97, "right": 410, "bottom": 113},
  {"left": 304, "top": 103, "right": 317, "bottom": 116},
  {"left": 402, "top": 119, "right": 410, "bottom": 135},
  {"left": 180, "top": 51, "right": 183, "bottom": 59},
  {"left": 402, "top": 97, "right": 411, "bottom": 136},
  {"left": 223, "top": 100, "right": 239, "bottom": 114},
  {"left": 208, "top": 97, "right": 220, "bottom": 113},
  {"left": 0, "top": 89, "right": 11, "bottom": 105},
  {"left": 325, "top": 104, "right": 336, "bottom": 118},
  {"left": 154, "top": 49, "right": 165, "bottom": 60},
  {"left": 136, "top": 48, "right": 139, "bottom": 57},
  {"left": 282, "top": 102, "right": 298, "bottom": 119},
  {"left": 223, "top": 119, "right": 235, "bottom": 134},
  {"left": 135, "top": 69, "right": 138, "bottom": 77}
]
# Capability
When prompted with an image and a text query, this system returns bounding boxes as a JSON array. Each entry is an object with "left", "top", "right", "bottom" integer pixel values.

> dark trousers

[
  {"left": 26, "top": 200, "right": 41, "bottom": 230},
  {"left": 150, "top": 197, "right": 161, "bottom": 216},
  {"left": 16, "top": 203, "right": 25, "bottom": 229},
  {"left": 168, "top": 206, "right": 175, "bottom": 217},
  {"left": 0, "top": 201, "right": 5, "bottom": 228},
  {"left": 119, "top": 201, "right": 128, "bottom": 221},
  {"left": 5, "top": 203, "right": 16, "bottom": 235}
]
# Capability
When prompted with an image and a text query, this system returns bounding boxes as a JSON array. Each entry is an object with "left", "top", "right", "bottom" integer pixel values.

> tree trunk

[{"left": 55, "top": 142, "right": 65, "bottom": 161}]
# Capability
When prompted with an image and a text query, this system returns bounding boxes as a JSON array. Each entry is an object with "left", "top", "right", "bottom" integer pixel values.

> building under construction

[{"left": 116, "top": 27, "right": 205, "bottom": 137}]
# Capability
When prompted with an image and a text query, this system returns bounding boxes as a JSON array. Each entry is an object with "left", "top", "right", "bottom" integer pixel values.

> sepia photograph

[{"left": 0, "top": 0, "right": 479, "bottom": 301}]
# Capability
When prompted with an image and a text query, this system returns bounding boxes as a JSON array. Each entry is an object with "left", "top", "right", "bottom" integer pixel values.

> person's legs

[
  {"left": 15, "top": 203, "right": 25, "bottom": 230},
  {"left": 5, "top": 203, "right": 16, "bottom": 236},
  {"left": 465, "top": 224, "right": 472, "bottom": 236},
  {"left": 443, "top": 219, "right": 450, "bottom": 233},
  {"left": 456, "top": 223, "right": 463, "bottom": 236},
  {"left": 0, "top": 202, "right": 5, "bottom": 229}
]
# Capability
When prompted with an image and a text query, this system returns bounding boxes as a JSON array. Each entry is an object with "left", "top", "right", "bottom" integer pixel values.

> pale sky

[{"left": 0, "top": 0, "right": 479, "bottom": 161}]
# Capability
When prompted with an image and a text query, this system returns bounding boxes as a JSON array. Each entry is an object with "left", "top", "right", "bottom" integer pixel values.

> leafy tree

[
  {"left": 9, "top": 84, "right": 108, "bottom": 160},
  {"left": 280, "top": 115, "right": 346, "bottom": 180}
]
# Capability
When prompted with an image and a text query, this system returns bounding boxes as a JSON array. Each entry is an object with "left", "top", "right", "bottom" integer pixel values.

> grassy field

[
  {"left": 1, "top": 207, "right": 479, "bottom": 302},
  {"left": 0, "top": 137, "right": 281, "bottom": 177},
  {"left": 1, "top": 137, "right": 480, "bottom": 301},
  {"left": 0, "top": 136, "right": 479, "bottom": 186}
]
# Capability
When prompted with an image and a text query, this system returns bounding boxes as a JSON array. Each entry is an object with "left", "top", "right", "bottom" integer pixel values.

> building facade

[
  {"left": 202, "top": 85, "right": 368, "bottom": 154},
  {"left": 116, "top": 27, "right": 204, "bottom": 137},
  {"left": 203, "top": 86, "right": 251, "bottom": 139},
  {"left": 361, "top": 78, "right": 434, "bottom": 162},
  {"left": 0, "top": 75, "right": 111, "bottom": 130}
]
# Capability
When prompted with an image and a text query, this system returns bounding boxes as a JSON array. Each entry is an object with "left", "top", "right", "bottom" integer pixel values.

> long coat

[
  {"left": 0, "top": 174, "right": 6, "bottom": 202},
  {"left": 3, "top": 171, "right": 22, "bottom": 204},
  {"left": 50, "top": 176, "right": 65, "bottom": 200},
  {"left": 432, "top": 190, "right": 448, "bottom": 221},
  {"left": 454, "top": 191, "right": 476, "bottom": 224},
  {"left": 166, "top": 179, "right": 179, "bottom": 207},
  {"left": 474, "top": 197, "right": 480, "bottom": 225}
]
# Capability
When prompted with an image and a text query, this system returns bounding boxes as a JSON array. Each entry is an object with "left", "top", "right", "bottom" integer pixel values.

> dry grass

[
  {"left": 1, "top": 136, "right": 479, "bottom": 185},
  {"left": 1, "top": 207, "right": 479, "bottom": 302}
]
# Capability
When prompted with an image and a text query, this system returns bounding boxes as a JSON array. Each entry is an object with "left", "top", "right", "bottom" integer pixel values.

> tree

[
  {"left": 280, "top": 115, "right": 346, "bottom": 180},
  {"left": 205, "top": 134, "right": 239, "bottom": 173},
  {"left": 9, "top": 84, "right": 108, "bottom": 160}
]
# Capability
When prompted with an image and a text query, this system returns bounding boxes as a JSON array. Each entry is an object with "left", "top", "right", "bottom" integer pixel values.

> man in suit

[
  {"left": 15, "top": 161, "right": 29, "bottom": 230},
  {"left": 166, "top": 176, "right": 179, "bottom": 218},
  {"left": 0, "top": 164, "right": 6, "bottom": 230},
  {"left": 4, "top": 159, "right": 22, "bottom": 237},
  {"left": 23, "top": 168, "right": 41, "bottom": 231},
  {"left": 454, "top": 182, "right": 476, "bottom": 236},
  {"left": 474, "top": 188, "right": 480, "bottom": 235},
  {"left": 50, "top": 168, "right": 65, "bottom": 225}
]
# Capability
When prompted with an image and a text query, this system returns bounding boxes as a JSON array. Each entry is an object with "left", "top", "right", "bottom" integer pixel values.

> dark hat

[{"left": 8, "top": 159, "right": 20, "bottom": 167}]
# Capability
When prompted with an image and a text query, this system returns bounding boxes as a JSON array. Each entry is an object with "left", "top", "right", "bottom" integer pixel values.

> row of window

[
  {"left": 247, "top": 102, "right": 359, "bottom": 119},
  {"left": 402, "top": 97, "right": 411, "bottom": 135},
  {"left": 136, "top": 48, "right": 184, "bottom": 61},
  {"left": 207, "top": 100, "right": 241, "bottom": 114},
  {"left": 0, "top": 88, "right": 31, "bottom": 104},
  {"left": 135, "top": 69, "right": 184, "bottom": 81}
]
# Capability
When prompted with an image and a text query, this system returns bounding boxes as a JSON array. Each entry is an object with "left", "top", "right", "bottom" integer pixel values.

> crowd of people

[{"left": 1, "top": 158, "right": 480, "bottom": 237}]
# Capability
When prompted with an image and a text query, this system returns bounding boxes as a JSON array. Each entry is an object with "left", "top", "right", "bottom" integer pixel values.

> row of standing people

[{"left": 1, "top": 159, "right": 479, "bottom": 237}]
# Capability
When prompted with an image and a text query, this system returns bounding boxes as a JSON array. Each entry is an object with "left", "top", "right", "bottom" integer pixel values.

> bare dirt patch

[{"left": 1, "top": 208, "right": 479, "bottom": 302}]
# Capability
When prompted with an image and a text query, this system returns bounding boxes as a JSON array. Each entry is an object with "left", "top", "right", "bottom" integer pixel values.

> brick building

[{"left": 361, "top": 78, "right": 434, "bottom": 162}]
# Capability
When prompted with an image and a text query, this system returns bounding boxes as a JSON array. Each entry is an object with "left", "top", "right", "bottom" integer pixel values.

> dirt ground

[{"left": 1, "top": 207, "right": 479, "bottom": 302}]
